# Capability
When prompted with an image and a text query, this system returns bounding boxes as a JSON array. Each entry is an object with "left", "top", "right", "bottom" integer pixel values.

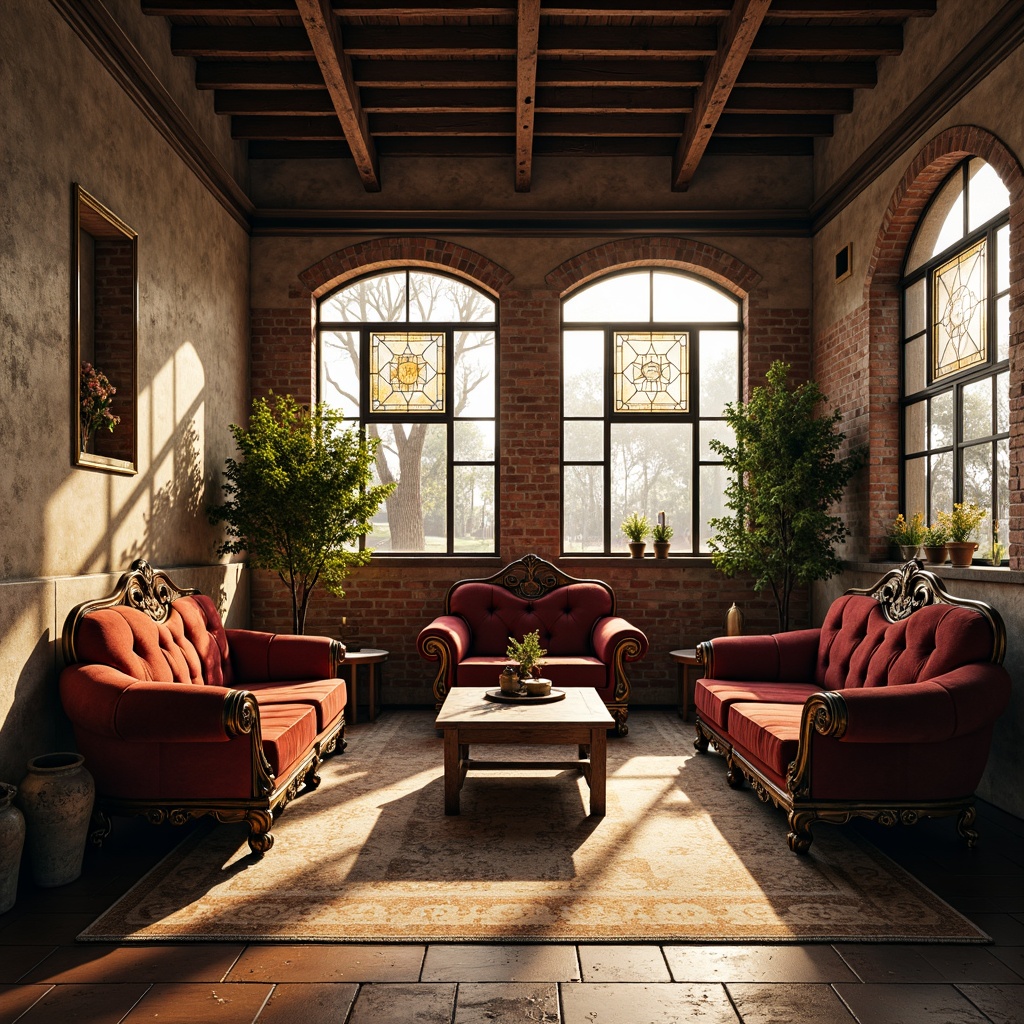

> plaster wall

[{"left": 0, "top": 2, "right": 251, "bottom": 782}]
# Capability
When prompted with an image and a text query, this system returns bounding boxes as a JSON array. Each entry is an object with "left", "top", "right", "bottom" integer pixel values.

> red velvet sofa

[
  {"left": 59, "top": 560, "right": 347, "bottom": 855},
  {"left": 694, "top": 561, "right": 1011, "bottom": 853},
  {"left": 417, "top": 553, "right": 648, "bottom": 734}
]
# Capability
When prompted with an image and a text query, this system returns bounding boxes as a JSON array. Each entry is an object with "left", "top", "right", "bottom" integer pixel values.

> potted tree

[
  {"left": 937, "top": 501, "right": 987, "bottom": 567},
  {"left": 506, "top": 629, "right": 547, "bottom": 680},
  {"left": 708, "top": 361, "right": 866, "bottom": 632},
  {"left": 208, "top": 393, "right": 396, "bottom": 634},
  {"left": 621, "top": 512, "right": 651, "bottom": 558}
]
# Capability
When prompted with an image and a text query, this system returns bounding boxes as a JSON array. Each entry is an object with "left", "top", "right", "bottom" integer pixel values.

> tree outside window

[
  {"left": 318, "top": 270, "right": 497, "bottom": 554},
  {"left": 561, "top": 269, "right": 741, "bottom": 554}
]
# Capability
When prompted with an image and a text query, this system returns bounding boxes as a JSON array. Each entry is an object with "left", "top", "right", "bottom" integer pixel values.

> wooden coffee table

[{"left": 434, "top": 686, "right": 615, "bottom": 817}]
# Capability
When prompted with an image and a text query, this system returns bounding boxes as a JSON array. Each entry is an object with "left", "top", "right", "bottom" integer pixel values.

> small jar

[{"left": 499, "top": 665, "right": 521, "bottom": 692}]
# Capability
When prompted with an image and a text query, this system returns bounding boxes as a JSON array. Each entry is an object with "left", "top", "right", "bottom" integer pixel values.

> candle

[{"left": 658, "top": 511, "right": 665, "bottom": 527}]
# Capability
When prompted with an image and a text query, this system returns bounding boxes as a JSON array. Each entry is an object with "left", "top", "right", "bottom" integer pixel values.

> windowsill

[{"left": 844, "top": 560, "right": 1023, "bottom": 584}]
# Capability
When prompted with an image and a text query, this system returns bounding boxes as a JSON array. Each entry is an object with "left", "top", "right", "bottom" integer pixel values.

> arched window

[
  {"left": 318, "top": 269, "right": 498, "bottom": 554},
  {"left": 901, "top": 159, "right": 1010, "bottom": 563},
  {"left": 561, "top": 269, "right": 741, "bottom": 554}
]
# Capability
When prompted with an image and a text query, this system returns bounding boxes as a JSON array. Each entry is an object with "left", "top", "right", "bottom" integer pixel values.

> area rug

[{"left": 79, "top": 709, "right": 986, "bottom": 943}]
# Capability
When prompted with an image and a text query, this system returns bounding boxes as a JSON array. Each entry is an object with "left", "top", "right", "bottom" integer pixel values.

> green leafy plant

[
  {"left": 708, "top": 361, "right": 866, "bottom": 632},
  {"left": 937, "top": 501, "right": 987, "bottom": 543},
  {"left": 921, "top": 523, "right": 948, "bottom": 547},
  {"left": 652, "top": 521, "right": 674, "bottom": 543},
  {"left": 888, "top": 512, "right": 925, "bottom": 546},
  {"left": 621, "top": 512, "right": 651, "bottom": 543},
  {"left": 208, "top": 393, "right": 396, "bottom": 634},
  {"left": 506, "top": 629, "right": 547, "bottom": 678}
]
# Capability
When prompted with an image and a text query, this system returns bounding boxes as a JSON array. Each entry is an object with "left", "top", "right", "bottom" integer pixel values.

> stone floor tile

[
  {"left": 122, "top": 982, "right": 273, "bottom": 1023},
  {"left": 0, "top": 945, "right": 55, "bottom": 984},
  {"left": 14, "top": 982, "right": 150, "bottom": 1023},
  {"left": 0, "top": 983, "right": 51, "bottom": 1023},
  {"left": 988, "top": 946, "right": 1024, "bottom": 979},
  {"left": 22, "top": 943, "right": 245, "bottom": 984},
  {"left": 948, "top": 895, "right": 1024, "bottom": 915},
  {"left": 0, "top": 913, "right": 96, "bottom": 945},
  {"left": 348, "top": 982, "right": 456, "bottom": 1024},
  {"left": 957, "top": 982, "right": 1024, "bottom": 1024},
  {"left": 560, "top": 982, "right": 738, "bottom": 1024},
  {"left": 909, "top": 944, "right": 1024, "bottom": 983},
  {"left": 253, "top": 982, "right": 359, "bottom": 1024},
  {"left": 726, "top": 982, "right": 856, "bottom": 1024},
  {"left": 834, "top": 983, "right": 990, "bottom": 1024},
  {"left": 454, "top": 982, "right": 559, "bottom": 1023},
  {"left": 577, "top": 945, "right": 670, "bottom": 982},
  {"left": 834, "top": 945, "right": 945, "bottom": 983},
  {"left": 422, "top": 944, "right": 580, "bottom": 982},
  {"left": 227, "top": 943, "right": 425, "bottom": 982},
  {"left": 967, "top": 914, "right": 1024, "bottom": 945},
  {"left": 663, "top": 944, "right": 856, "bottom": 983}
]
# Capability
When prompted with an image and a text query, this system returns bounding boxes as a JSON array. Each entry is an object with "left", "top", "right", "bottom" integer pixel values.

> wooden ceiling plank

[
  {"left": 232, "top": 114, "right": 348, "bottom": 139},
  {"left": 216, "top": 90, "right": 337, "bottom": 115},
  {"left": 769, "top": 0, "right": 934, "bottom": 14},
  {"left": 725, "top": 87, "right": 852, "bottom": 115},
  {"left": 294, "top": 0, "right": 381, "bottom": 190},
  {"left": 673, "top": 0, "right": 772, "bottom": 191},
  {"left": 171, "top": 26, "right": 312, "bottom": 57},
  {"left": 197, "top": 62, "right": 326, "bottom": 90},
  {"left": 361, "top": 87, "right": 514, "bottom": 112},
  {"left": 515, "top": 0, "right": 541, "bottom": 192},
  {"left": 736, "top": 60, "right": 876, "bottom": 88},
  {"left": 751, "top": 25, "right": 903, "bottom": 56},
  {"left": 714, "top": 113, "right": 835, "bottom": 136}
]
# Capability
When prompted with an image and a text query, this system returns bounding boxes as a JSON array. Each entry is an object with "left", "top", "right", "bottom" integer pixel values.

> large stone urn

[
  {"left": 18, "top": 753, "right": 95, "bottom": 887},
  {"left": 0, "top": 782, "right": 25, "bottom": 912}
]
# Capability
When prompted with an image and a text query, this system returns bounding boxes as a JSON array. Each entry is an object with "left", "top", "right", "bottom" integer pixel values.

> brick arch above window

[
  {"left": 298, "top": 237, "right": 514, "bottom": 299},
  {"left": 545, "top": 236, "right": 761, "bottom": 298}
]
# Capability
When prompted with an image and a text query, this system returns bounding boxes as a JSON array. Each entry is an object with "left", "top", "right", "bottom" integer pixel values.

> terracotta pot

[
  {"left": 18, "top": 753, "right": 95, "bottom": 887},
  {"left": 922, "top": 544, "right": 948, "bottom": 565},
  {"left": 945, "top": 541, "right": 978, "bottom": 568},
  {"left": 0, "top": 782, "right": 25, "bottom": 913},
  {"left": 628, "top": 541, "right": 646, "bottom": 558},
  {"left": 653, "top": 541, "right": 670, "bottom": 558}
]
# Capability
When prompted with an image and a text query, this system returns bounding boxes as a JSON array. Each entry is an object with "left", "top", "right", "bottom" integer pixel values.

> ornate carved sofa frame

[
  {"left": 417, "top": 553, "right": 648, "bottom": 735},
  {"left": 59, "top": 560, "right": 347, "bottom": 855},
  {"left": 693, "top": 561, "right": 1011, "bottom": 853}
]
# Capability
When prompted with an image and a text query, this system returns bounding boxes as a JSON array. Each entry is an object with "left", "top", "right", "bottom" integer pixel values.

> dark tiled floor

[{"left": 1, "top": 716, "right": 1022, "bottom": 1024}]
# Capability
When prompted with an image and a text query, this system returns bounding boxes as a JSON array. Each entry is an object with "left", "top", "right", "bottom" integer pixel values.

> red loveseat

[
  {"left": 59, "top": 560, "right": 347, "bottom": 855},
  {"left": 417, "top": 553, "right": 648, "bottom": 734},
  {"left": 694, "top": 561, "right": 1011, "bottom": 853}
]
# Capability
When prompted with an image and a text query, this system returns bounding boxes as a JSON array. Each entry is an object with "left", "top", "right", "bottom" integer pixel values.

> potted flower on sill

[
  {"left": 920, "top": 522, "right": 949, "bottom": 565},
  {"left": 652, "top": 511, "right": 673, "bottom": 558},
  {"left": 887, "top": 512, "right": 925, "bottom": 561},
  {"left": 936, "top": 501, "right": 987, "bottom": 567},
  {"left": 506, "top": 629, "right": 547, "bottom": 680},
  {"left": 621, "top": 511, "right": 651, "bottom": 558}
]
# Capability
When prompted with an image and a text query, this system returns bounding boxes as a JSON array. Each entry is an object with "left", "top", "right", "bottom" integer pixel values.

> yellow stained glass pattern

[
  {"left": 614, "top": 332, "right": 688, "bottom": 412},
  {"left": 933, "top": 240, "right": 987, "bottom": 380},
  {"left": 370, "top": 332, "right": 445, "bottom": 413}
]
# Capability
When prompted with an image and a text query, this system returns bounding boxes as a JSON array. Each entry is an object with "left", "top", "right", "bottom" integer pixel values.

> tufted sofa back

[
  {"left": 73, "top": 594, "right": 233, "bottom": 688},
  {"left": 815, "top": 593, "right": 997, "bottom": 691},
  {"left": 449, "top": 581, "right": 613, "bottom": 656}
]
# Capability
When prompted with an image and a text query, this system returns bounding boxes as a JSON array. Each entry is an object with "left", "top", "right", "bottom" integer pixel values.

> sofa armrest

[
  {"left": 227, "top": 629, "right": 344, "bottom": 681},
  {"left": 699, "top": 629, "right": 820, "bottom": 682},
  {"left": 417, "top": 615, "right": 472, "bottom": 663},
  {"left": 60, "top": 664, "right": 240, "bottom": 743},
  {"left": 591, "top": 615, "right": 648, "bottom": 663},
  {"left": 821, "top": 663, "right": 1013, "bottom": 745}
]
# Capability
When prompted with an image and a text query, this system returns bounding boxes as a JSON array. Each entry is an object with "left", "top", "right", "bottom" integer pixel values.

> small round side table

[
  {"left": 669, "top": 648, "right": 703, "bottom": 722},
  {"left": 341, "top": 648, "right": 388, "bottom": 725}
]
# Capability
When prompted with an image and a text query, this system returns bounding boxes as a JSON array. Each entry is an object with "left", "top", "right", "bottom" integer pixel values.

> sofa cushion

[
  {"left": 247, "top": 679, "right": 348, "bottom": 731},
  {"left": 456, "top": 655, "right": 610, "bottom": 695},
  {"left": 77, "top": 608, "right": 200, "bottom": 684},
  {"left": 696, "top": 680, "right": 818, "bottom": 731},
  {"left": 727, "top": 702, "right": 802, "bottom": 782},
  {"left": 450, "top": 582, "right": 613, "bottom": 657},
  {"left": 258, "top": 703, "right": 319, "bottom": 779}
]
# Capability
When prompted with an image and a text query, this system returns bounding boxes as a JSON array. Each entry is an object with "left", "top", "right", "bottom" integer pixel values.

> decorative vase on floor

[
  {"left": 18, "top": 753, "right": 95, "bottom": 887},
  {"left": 945, "top": 541, "right": 978, "bottom": 568},
  {"left": 0, "top": 782, "right": 25, "bottom": 913}
]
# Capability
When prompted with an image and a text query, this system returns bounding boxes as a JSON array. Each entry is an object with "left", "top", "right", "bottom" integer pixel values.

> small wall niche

[
  {"left": 73, "top": 183, "right": 137, "bottom": 474},
  {"left": 834, "top": 243, "right": 852, "bottom": 283}
]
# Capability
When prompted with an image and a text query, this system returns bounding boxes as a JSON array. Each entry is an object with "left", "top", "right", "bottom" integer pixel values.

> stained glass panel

[
  {"left": 933, "top": 240, "right": 986, "bottom": 379},
  {"left": 614, "top": 331, "right": 688, "bottom": 412},
  {"left": 370, "top": 332, "right": 445, "bottom": 413}
]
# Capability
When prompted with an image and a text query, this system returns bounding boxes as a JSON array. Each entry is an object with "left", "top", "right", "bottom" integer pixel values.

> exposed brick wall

[
  {"left": 816, "top": 126, "right": 1024, "bottom": 566},
  {"left": 251, "top": 235, "right": 815, "bottom": 706}
]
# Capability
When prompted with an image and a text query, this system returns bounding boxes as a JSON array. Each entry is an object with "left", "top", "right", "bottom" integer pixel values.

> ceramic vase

[
  {"left": 0, "top": 782, "right": 25, "bottom": 913},
  {"left": 726, "top": 602, "right": 744, "bottom": 636},
  {"left": 18, "top": 753, "right": 95, "bottom": 887}
]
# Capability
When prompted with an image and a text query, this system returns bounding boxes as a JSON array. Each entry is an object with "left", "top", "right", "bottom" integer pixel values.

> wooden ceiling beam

[
  {"left": 515, "top": 0, "right": 540, "bottom": 192},
  {"left": 294, "top": 0, "right": 380, "bottom": 190},
  {"left": 673, "top": 0, "right": 771, "bottom": 191}
]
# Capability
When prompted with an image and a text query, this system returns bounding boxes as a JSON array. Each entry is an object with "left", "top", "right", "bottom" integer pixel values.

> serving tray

[{"left": 483, "top": 687, "right": 566, "bottom": 705}]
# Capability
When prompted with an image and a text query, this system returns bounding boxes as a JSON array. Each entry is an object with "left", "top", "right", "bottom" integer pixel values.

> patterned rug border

[{"left": 77, "top": 712, "right": 991, "bottom": 946}]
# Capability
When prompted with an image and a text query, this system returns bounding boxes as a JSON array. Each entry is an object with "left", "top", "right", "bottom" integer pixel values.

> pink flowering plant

[{"left": 79, "top": 362, "right": 120, "bottom": 450}]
